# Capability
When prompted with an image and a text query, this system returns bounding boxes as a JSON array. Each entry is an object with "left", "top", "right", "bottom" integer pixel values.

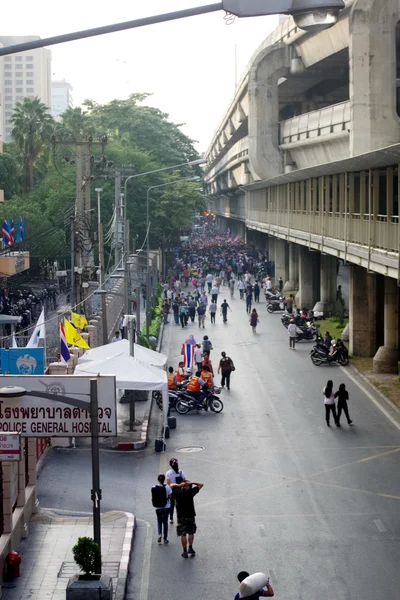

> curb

[
  {"left": 116, "top": 512, "right": 136, "bottom": 600},
  {"left": 349, "top": 363, "right": 400, "bottom": 417}
]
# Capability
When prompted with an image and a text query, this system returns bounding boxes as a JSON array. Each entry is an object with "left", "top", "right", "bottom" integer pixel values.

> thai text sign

[
  {"left": 0, "top": 375, "right": 117, "bottom": 437},
  {"left": 0, "top": 434, "right": 20, "bottom": 461}
]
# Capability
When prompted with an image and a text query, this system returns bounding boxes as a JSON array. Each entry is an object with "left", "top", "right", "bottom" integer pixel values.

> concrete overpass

[{"left": 204, "top": 0, "right": 400, "bottom": 374}]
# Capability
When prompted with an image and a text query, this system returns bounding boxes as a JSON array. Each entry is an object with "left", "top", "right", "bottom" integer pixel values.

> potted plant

[{"left": 66, "top": 537, "right": 112, "bottom": 600}]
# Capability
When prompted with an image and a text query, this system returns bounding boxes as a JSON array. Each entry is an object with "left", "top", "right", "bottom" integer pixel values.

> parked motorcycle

[
  {"left": 153, "top": 382, "right": 189, "bottom": 411},
  {"left": 175, "top": 386, "right": 223, "bottom": 414},
  {"left": 310, "top": 339, "right": 349, "bottom": 366},
  {"left": 266, "top": 299, "right": 286, "bottom": 313}
]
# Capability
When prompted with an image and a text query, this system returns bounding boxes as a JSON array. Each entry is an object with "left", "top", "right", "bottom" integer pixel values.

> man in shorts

[{"left": 171, "top": 480, "right": 204, "bottom": 558}]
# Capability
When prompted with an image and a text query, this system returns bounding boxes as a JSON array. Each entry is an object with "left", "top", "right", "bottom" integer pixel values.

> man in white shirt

[
  {"left": 266, "top": 278, "right": 273, "bottom": 291},
  {"left": 205, "top": 273, "right": 213, "bottom": 293},
  {"left": 166, "top": 458, "right": 188, "bottom": 524},
  {"left": 112, "top": 331, "right": 122, "bottom": 343},
  {"left": 287, "top": 319, "right": 297, "bottom": 350},
  {"left": 211, "top": 285, "right": 219, "bottom": 304}
]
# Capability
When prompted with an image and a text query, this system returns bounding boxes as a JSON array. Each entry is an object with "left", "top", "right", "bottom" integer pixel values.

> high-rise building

[
  {"left": 51, "top": 79, "right": 73, "bottom": 120},
  {"left": 0, "top": 36, "right": 51, "bottom": 142}
]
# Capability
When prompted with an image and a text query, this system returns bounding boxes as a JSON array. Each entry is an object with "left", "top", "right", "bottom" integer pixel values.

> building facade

[
  {"left": 0, "top": 36, "right": 51, "bottom": 142},
  {"left": 51, "top": 79, "right": 73, "bottom": 120}
]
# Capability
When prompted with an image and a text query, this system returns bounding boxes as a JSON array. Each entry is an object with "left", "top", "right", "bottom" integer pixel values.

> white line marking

[
  {"left": 374, "top": 519, "right": 387, "bottom": 533},
  {"left": 341, "top": 367, "right": 400, "bottom": 431},
  {"left": 138, "top": 519, "right": 153, "bottom": 600},
  {"left": 306, "top": 407, "right": 314, "bottom": 415}
]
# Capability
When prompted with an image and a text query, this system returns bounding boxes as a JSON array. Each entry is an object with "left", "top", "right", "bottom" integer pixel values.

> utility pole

[
  {"left": 75, "top": 143, "right": 83, "bottom": 308},
  {"left": 114, "top": 171, "right": 122, "bottom": 266},
  {"left": 70, "top": 216, "right": 75, "bottom": 310}
]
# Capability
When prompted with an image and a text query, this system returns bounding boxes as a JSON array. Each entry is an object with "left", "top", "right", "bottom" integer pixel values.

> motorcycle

[
  {"left": 153, "top": 382, "right": 188, "bottom": 411},
  {"left": 266, "top": 299, "right": 286, "bottom": 313},
  {"left": 295, "top": 323, "right": 319, "bottom": 342},
  {"left": 175, "top": 386, "right": 223, "bottom": 414},
  {"left": 310, "top": 339, "right": 349, "bottom": 366}
]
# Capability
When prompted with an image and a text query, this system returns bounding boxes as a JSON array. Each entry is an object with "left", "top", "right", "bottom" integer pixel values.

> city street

[{"left": 37, "top": 289, "right": 400, "bottom": 600}]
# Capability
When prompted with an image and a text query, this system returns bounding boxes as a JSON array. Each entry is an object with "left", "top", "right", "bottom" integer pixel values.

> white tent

[
  {"left": 78, "top": 339, "right": 167, "bottom": 368},
  {"left": 74, "top": 352, "right": 168, "bottom": 428}
]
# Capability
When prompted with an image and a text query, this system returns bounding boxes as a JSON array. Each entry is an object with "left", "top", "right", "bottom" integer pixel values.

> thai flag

[
  {"left": 10, "top": 220, "right": 14, "bottom": 245},
  {"left": 2, "top": 219, "right": 12, "bottom": 246},
  {"left": 182, "top": 343, "right": 195, "bottom": 369},
  {"left": 16, "top": 217, "right": 22, "bottom": 244},
  {"left": 60, "top": 322, "right": 70, "bottom": 363}
]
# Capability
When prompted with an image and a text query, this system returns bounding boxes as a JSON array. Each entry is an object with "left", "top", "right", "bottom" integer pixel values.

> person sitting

[
  {"left": 324, "top": 331, "right": 333, "bottom": 349},
  {"left": 176, "top": 361, "right": 186, "bottom": 384},
  {"left": 167, "top": 366, "right": 177, "bottom": 390},
  {"left": 186, "top": 371, "right": 207, "bottom": 406},
  {"left": 200, "top": 365, "right": 214, "bottom": 389}
]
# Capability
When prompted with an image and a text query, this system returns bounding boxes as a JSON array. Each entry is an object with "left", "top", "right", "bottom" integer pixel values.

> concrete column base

[
  {"left": 373, "top": 346, "right": 399, "bottom": 374},
  {"left": 283, "top": 280, "right": 297, "bottom": 292},
  {"left": 313, "top": 300, "right": 335, "bottom": 314}
]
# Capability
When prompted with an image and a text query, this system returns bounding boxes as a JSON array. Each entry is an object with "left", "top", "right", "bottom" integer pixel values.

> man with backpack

[
  {"left": 202, "top": 335, "right": 213, "bottom": 356},
  {"left": 218, "top": 351, "right": 235, "bottom": 390},
  {"left": 151, "top": 474, "right": 172, "bottom": 544}
]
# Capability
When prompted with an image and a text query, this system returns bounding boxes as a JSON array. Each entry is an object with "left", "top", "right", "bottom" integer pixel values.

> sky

[{"left": 2, "top": 1, "right": 280, "bottom": 152}]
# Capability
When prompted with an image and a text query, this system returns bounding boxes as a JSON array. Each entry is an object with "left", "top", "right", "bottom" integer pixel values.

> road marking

[
  {"left": 138, "top": 520, "right": 153, "bottom": 600},
  {"left": 374, "top": 519, "right": 387, "bottom": 533},
  {"left": 258, "top": 524, "right": 266, "bottom": 537},
  {"left": 341, "top": 366, "right": 400, "bottom": 431},
  {"left": 306, "top": 407, "right": 314, "bottom": 415}
]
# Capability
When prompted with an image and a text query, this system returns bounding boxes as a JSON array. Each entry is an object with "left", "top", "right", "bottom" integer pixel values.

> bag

[{"left": 151, "top": 484, "right": 167, "bottom": 508}]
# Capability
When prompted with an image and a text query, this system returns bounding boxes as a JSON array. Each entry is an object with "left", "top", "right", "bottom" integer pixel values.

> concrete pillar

[
  {"left": 248, "top": 43, "right": 291, "bottom": 180},
  {"left": 2, "top": 463, "right": 13, "bottom": 534},
  {"left": 295, "top": 247, "right": 319, "bottom": 309},
  {"left": 373, "top": 277, "right": 399, "bottom": 373},
  {"left": 313, "top": 254, "right": 337, "bottom": 314},
  {"left": 274, "top": 239, "right": 288, "bottom": 286},
  {"left": 283, "top": 243, "right": 299, "bottom": 292},
  {"left": 268, "top": 237, "right": 276, "bottom": 270},
  {"left": 349, "top": 265, "right": 377, "bottom": 356},
  {"left": 349, "top": 0, "right": 400, "bottom": 155}
]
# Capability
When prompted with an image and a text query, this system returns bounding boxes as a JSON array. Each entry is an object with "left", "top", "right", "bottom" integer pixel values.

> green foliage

[{"left": 72, "top": 537, "right": 101, "bottom": 577}]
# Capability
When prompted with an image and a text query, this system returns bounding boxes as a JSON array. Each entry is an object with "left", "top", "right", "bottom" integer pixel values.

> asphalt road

[{"left": 37, "top": 286, "right": 400, "bottom": 600}]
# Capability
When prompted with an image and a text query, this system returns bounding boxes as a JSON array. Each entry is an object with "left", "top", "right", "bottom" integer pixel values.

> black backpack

[{"left": 151, "top": 485, "right": 167, "bottom": 508}]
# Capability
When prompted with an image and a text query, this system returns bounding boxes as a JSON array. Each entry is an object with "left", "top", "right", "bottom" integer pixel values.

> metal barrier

[{"left": 280, "top": 101, "right": 350, "bottom": 145}]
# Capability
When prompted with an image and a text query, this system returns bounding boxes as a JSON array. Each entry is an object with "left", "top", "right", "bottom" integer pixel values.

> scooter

[
  {"left": 175, "top": 386, "right": 223, "bottom": 414},
  {"left": 310, "top": 339, "right": 349, "bottom": 366},
  {"left": 266, "top": 299, "right": 286, "bottom": 313}
]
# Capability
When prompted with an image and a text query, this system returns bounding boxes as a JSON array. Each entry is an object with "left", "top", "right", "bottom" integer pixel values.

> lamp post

[
  {"left": 0, "top": 380, "right": 102, "bottom": 574},
  {"left": 122, "top": 159, "right": 206, "bottom": 319},
  {"left": 145, "top": 176, "right": 201, "bottom": 338},
  {"left": 0, "top": 2, "right": 345, "bottom": 58},
  {"left": 95, "top": 188, "right": 108, "bottom": 345}
]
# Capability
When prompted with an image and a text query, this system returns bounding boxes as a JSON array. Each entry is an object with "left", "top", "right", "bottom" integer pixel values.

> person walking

[
  {"left": 229, "top": 278, "right": 235, "bottom": 298},
  {"left": 245, "top": 290, "right": 253, "bottom": 314},
  {"left": 202, "top": 335, "right": 213, "bottom": 356},
  {"left": 194, "top": 344, "right": 203, "bottom": 372},
  {"left": 171, "top": 480, "right": 204, "bottom": 558},
  {"left": 249, "top": 308, "right": 259, "bottom": 333},
  {"left": 323, "top": 380, "right": 338, "bottom": 427},
  {"left": 238, "top": 279, "right": 245, "bottom": 300},
  {"left": 179, "top": 303, "right": 187, "bottom": 328},
  {"left": 253, "top": 281, "right": 260, "bottom": 303},
  {"left": 287, "top": 318, "right": 297, "bottom": 350},
  {"left": 218, "top": 351, "right": 235, "bottom": 390},
  {"left": 278, "top": 276, "right": 283, "bottom": 293},
  {"left": 197, "top": 303, "right": 206, "bottom": 329},
  {"left": 166, "top": 458, "right": 187, "bottom": 524},
  {"left": 211, "top": 284, "right": 219, "bottom": 304},
  {"left": 334, "top": 383, "right": 353, "bottom": 427},
  {"left": 220, "top": 299, "right": 232, "bottom": 323},
  {"left": 206, "top": 273, "right": 213, "bottom": 293},
  {"left": 172, "top": 299, "right": 179, "bottom": 325},
  {"left": 152, "top": 473, "right": 172, "bottom": 544},
  {"left": 209, "top": 301, "right": 217, "bottom": 324}
]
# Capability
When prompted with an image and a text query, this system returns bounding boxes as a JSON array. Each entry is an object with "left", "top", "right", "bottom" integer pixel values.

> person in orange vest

[
  {"left": 176, "top": 362, "right": 186, "bottom": 384},
  {"left": 200, "top": 365, "right": 214, "bottom": 389},
  {"left": 168, "top": 366, "right": 177, "bottom": 390},
  {"left": 201, "top": 352, "right": 214, "bottom": 376},
  {"left": 186, "top": 371, "right": 207, "bottom": 406}
]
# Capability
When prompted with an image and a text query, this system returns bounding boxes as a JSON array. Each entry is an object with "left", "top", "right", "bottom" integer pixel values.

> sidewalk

[{"left": 2, "top": 509, "right": 135, "bottom": 600}]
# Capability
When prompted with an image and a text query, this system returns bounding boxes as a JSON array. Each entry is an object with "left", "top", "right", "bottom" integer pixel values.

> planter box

[{"left": 66, "top": 574, "right": 113, "bottom": 600}]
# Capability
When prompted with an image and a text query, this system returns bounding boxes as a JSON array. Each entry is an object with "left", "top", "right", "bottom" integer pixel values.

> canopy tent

[
  {"left": 77, "top": 339, "right": 167, "bottom": 368},
  {"left": 74, "top": 352, "right": 168, "bottom": 429}
]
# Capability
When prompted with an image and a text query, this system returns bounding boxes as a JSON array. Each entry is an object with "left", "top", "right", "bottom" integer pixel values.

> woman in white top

[
  {"left": 166, "top": 458, "right": 187, "bottom": 524},
  {"left": 323, "top": 380, "right": 338, "bottom": 427}
]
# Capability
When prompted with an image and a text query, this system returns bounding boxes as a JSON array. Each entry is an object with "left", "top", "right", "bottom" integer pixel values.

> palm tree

[
  {"left": 56, "top": 106, "right": 94, "bottom": 142},
  {"left": 11, "top": 97, "right": 54, "bottom": 194}
]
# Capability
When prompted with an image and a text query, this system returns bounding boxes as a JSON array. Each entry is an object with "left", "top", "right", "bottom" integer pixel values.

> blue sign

[{"left": 0, "top": 348, "right": 45, "bottom": 375}]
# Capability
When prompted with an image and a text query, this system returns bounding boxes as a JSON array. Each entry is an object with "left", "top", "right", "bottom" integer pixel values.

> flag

[
  {"left": 60, "top": 322, "right": 71, "bottom": 363},
  {"left": 26, "top": 308, "right": 45, "bottom": 348},
  {"left": 21, "top": 217, "right": 26, "bottom": 243},
  {"left": 12, "top": 333, "right": 18, "bottom": 348},
  {"left": 2, "top": 219, "right": 11, "bottom": 246},
  {"left": 15, "top": 217, "right": 22, "bottom": 244},
  {"left": 64, "top": 318, "right": 90, "bottom": 349},
  {"left": 71, "top": 312, "right": 88, "bottom": 330},
  {"left": 182, "top": 343, "right": 195, "bottom": 369},
  {"left": 9, "top": 219, "right": 14, "bottom": 246}
]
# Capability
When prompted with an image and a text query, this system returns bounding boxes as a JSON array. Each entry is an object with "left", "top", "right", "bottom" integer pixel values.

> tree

[
  {"left": 0, "top": 149, "right": 20, "bottom": 199},
  {"left": 11, "top": 97, "right": 55, "bottom": 194},
  {"left": 55, "top": 107, "right": 95, "bottom": 142}
]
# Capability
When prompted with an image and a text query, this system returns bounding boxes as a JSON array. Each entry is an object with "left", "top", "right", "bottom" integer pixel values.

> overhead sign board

[
  {"left": 0, "top": 375, "right": 117, "bottom": 437},
  {"left": 0, "top": 433, "right": 20, "bottom": 461}
]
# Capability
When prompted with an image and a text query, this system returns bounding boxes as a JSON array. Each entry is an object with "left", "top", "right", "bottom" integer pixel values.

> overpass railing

[{"left": 280, "top": 101, "right": 350, "bottom": 145}]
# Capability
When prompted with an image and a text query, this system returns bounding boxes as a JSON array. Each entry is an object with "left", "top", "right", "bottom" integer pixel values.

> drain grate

[{"left": 58, "top": 561, "right": 120, "bottom": 579}]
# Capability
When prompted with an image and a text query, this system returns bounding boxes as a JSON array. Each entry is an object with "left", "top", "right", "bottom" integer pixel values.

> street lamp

[
  {"left": 145, "top": 176, "right": 201, "bottom": 338},
  {"left": 123, "top": 159, "right": 206, "bottom": 319},
  {"left": 0, "top": 380, "right": 102, "bottom": 574},
  {"left": 95, "top": 188, "right": 108, "bottom": 345},
  {"left": 0, "top": 1, "right": 345, "bottom": 58}
]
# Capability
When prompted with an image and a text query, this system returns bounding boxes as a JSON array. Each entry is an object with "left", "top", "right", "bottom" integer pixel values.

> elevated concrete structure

[{"left": 205, "top": 0, "right": 400, "bottom": 373}]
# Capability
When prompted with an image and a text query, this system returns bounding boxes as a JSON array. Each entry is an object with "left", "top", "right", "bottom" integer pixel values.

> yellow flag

[
  {"left": 71, "top": 312, "right": 88, "bottom": 330},
  {"left": 64, "top": 319, "right": 90, "bottom": 349}
]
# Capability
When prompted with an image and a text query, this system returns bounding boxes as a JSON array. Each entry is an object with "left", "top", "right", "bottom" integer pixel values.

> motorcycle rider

[
  {"left": 324, "top": 331, "right": 333, "bottom": 349},
  {"left": 186, "top": 371, "right": 207, "bottom": 406},
  {"left": 168, "top": 366, "right": 177, "bottom": 390},
  {"left": 220, "top": 299, "right": 232, "bottom": 322}
]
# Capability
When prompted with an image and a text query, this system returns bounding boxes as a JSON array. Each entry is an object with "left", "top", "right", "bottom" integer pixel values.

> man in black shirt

[{"left": 171, "top": 480, "right": 204, "bottom": 558}]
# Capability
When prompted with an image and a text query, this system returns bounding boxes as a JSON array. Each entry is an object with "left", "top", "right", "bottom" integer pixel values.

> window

[
  {"left": 25, "top": 56, "right": 34, "bottom": 61},
  {"left": 4, "top": 64, "right": 12, "bottom": 70},
  {"left": 16, "top": 79, "right": 23, "bottom": 85},
  {"left": 4, "top": 87, "right": 12, "bottom": 93},
  {"left": 26, "top": 79, "right": 34, "bottom": 85},
  {"left": 5, "top": 104, "right": 12, "bottom": 109},
  {"left": 5, "top": 111, "right": 12, "bottom": 118},
  {"left": 26, "top": 87, "right": 34, "bottom": 93},
  {"left": 4, "top": 56, "right": 11, "bottom": 62},
  {"left": 4, "top": 80, "right": 12, "bottom": 85},
  {"left": 14, "top": 56, "right": 22, "bottom": 62},
  {"left": 26, "top": 94, "right": 34, "bottom": 98},
  {"left": 15, "top": 72, "right": 22, "bottom": 78},
  {"left": 5, "top": 96, "right": 12, "bottom": 101},
  {"left": 15, "top": 88, "right": 23, "bottom": 93},
  {"left": 5, "top": 127, "right": 11, "bottom": 133},
  {"left": 26, "top": 71, "right": 33, "bottom": 78},
  {"left": 16, "top": 95, "right": 23, "bottom": 101}
]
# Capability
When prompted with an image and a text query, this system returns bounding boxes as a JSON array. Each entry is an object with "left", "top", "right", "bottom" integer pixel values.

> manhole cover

[{"left": 175, "top": 446, "right": 205, "bottom": 453}]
